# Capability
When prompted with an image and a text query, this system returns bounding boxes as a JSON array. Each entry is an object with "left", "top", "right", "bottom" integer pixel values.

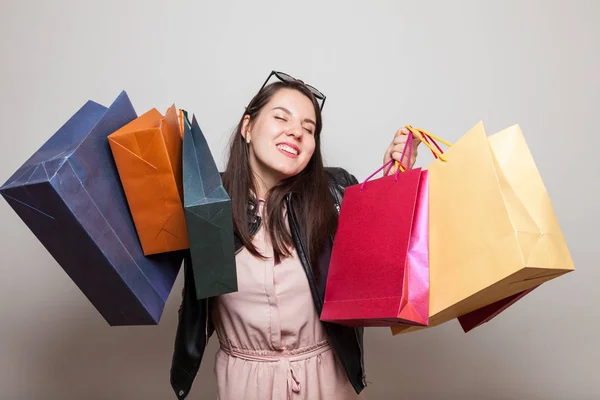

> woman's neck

[
  {"left": 249, "top": 159, "right": 284, "bottom": 200},
  {"left": 251, "top": 170, "right": 277, "bottom": 200}
]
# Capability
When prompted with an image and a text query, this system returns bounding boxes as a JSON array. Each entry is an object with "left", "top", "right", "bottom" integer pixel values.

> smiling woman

[
  {"left": 243, "top": 93, "right": 318, "bottom": 195},
  {"left": 169, "top": 71, "right": 421, "bottom": 400},
  {"left": 223, "top": 81, "right": 330, "bottom": 269}
]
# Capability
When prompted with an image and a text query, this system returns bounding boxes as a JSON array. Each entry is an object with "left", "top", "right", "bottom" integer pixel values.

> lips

[{"left": 276, "top": 142, "right": 300, "bottom": 156}]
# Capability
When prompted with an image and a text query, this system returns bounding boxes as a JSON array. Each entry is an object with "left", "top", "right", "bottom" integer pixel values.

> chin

[
  {"left": 270, "top": 166, "right": 302, "bottom": 180},
  {"left": 275, "top": 170, "right": 300, "bottom": 180}
]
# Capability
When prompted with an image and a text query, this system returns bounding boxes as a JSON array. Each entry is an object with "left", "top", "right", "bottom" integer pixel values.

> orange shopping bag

[{"left": 108, "top": 105, "right": 188, "bottom": 255}]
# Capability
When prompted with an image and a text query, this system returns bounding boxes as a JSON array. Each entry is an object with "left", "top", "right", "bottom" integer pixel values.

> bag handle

[
  {"left": 360, "top": 126, "right": 452, "bottom": 191},
  {"left": 388, "top": 126, "right": 451, "bottom": 173},
  {"left": 406, "top": 126, "right": 451, "bottom": 161},
  {"left": 361, "top": 132, "right": 414, "bottom": 190}
]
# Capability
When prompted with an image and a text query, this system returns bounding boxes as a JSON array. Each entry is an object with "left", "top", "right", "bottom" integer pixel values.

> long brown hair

[{"left": 222, "top": 81, "right": 337, "bottom": 269}]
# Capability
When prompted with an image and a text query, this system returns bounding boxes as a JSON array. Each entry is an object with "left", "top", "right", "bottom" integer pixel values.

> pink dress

[{"left": 212, "top": 200, "right": 364, "bottom": 400}]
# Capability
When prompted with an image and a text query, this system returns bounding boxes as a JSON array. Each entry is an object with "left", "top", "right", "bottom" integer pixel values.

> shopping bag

[
  {"left": 457, "top": 285, "right": 539, "bottom": 333},
  {"left": 321, "top": 132, "right": 430, "bottom": 327},
  {"left": 0, "top": 91, "right": 184, "bottom": 326},
  {"left": 108, "top": 105, "right": 188, "bottom": 255},
  {"left": 182, "top": 112, "right": 237, "bottom": 299},
  {"left": 392, "top": 122, "right": 575, "bottom": 335}
]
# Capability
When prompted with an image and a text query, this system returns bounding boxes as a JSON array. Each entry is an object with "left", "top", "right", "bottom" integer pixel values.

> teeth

[{"left": 277, "top": 144, "right": 298, "bottom": 155}]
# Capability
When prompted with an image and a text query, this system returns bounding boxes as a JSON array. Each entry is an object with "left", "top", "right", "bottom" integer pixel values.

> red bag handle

[
  {"left": 360, "top": 126, "right": 452, "bottom": 191},
  {"left": 360, "top": 131, "right": 414, "bottom": 190}
]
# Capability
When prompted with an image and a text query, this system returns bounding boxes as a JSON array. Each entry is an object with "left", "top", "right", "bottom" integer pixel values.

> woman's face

[{"left": 243, "top": 88, "right": 317, "bottom": 188}]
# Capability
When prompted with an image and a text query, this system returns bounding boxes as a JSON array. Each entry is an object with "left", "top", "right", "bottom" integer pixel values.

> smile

[{"left": 276, "top": 144, "right": 299, "bottom": 156}]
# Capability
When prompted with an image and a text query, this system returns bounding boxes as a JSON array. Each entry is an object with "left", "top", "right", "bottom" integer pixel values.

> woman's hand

[{"left": 383, "top": 127, "right": 421, "bottom": 174}]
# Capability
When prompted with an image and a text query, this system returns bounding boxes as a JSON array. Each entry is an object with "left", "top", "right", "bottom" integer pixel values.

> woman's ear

[{"left": 241, "top": 115, "right": 251, "bottom": 143}]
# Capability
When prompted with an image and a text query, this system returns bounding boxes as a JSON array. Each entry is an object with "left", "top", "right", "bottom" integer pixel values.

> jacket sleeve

[
  {"left": 324, "top": 167, "right": 359, "bottom": 207},
  {"left": 170, "top": 252, "right": 214, "bottom": 399},
  {"left": 325, "top": 167, "right": 358, "bottom": 186},
  {"left": 343, "top": 169, "right": 359, "bottom": 186}
]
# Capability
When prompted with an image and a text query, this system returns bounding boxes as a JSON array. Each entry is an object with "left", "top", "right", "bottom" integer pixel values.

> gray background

[{"left": 0, "top": 0, "right": 597, "bottom": 399}]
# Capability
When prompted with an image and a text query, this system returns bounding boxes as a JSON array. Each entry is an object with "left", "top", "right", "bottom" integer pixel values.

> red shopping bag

[
  {"left": 321, "top": 133, "right": 430, "bottom": 327},
  {"left": 457, "top": 285, "right": 539, "bottom": 333}
]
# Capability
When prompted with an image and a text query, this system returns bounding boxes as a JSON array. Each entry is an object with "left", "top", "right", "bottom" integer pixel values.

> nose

[{"left": 286, "top": 121, "right": 303, "bottom": 140}]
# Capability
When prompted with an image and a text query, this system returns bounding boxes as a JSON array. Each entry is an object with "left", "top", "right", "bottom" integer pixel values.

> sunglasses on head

[{"left": 257, "top": 70, "right": 326, "bottom": 111}]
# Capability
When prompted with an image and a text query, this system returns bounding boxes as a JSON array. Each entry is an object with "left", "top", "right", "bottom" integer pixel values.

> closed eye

[{"left": 274, "top": 116, "right": 287, "bottom": 121}]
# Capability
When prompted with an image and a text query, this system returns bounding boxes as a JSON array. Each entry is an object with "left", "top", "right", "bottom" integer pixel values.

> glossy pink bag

[{"left": 321, "top": 132, "right": 430, "bottom": 327}]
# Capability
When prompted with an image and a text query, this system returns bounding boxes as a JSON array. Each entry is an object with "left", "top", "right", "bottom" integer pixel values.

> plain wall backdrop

[{"left": 1, "top": 0, "right": 598, "bottom": 399}]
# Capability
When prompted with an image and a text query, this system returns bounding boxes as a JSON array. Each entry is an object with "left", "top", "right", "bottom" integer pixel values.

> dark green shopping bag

[{"left": 182, "top": 111, "right": 237, "bottom": 299}]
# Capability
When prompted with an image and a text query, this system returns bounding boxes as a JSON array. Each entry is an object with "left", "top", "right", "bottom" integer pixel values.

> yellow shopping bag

[{"left": 392, "top": 122, "right": 575, "bottom": 335}]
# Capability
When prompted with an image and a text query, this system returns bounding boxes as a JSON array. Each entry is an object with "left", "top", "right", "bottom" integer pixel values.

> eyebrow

[{"left": 272, "top": 106, "right": 316, "bottom": 126}]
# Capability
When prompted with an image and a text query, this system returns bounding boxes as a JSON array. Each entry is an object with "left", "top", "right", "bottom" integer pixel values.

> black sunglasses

[{"left": 257, "top": 70, "right": 326, "bottom": 110}]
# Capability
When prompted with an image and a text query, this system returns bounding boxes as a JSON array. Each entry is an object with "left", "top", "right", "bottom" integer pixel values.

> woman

[{"left": 170, "top": 71, "right": 420, "bottom": 399}]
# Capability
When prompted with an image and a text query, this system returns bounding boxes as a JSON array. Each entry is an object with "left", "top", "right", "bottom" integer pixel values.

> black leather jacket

[{"left": 170, "top": 167, "right": 366, "bottom": 399}]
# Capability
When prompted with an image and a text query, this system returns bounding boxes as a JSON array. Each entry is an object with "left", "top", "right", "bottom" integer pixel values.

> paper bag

[
  {"left": 392, "top": 122, "right": 574, "bottom": 335},
  {"left": 182, "top": 112, "right": 237, "bottom": 299},
  {"left": 0, "top": 92, "right": 183, "bottom": 326},
  {"left": 457, "top": 285, "right": 539, "bottom": 333},
  {"left": 321, "top": 154, "right": 430, "bottom": 327},
  {"left": 108, "top": 105, "right": 188, "bottom": 255}
]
